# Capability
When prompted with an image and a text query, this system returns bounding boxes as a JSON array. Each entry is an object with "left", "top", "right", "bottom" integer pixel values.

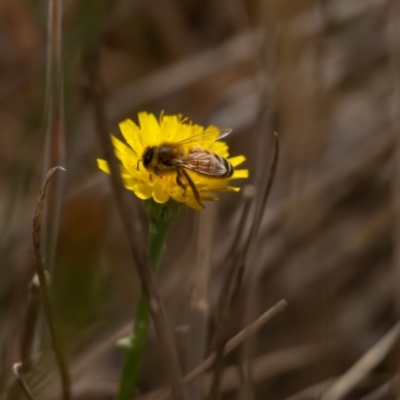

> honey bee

[{"left": 140, "top": 128, "right": 234, "bottom": 208}]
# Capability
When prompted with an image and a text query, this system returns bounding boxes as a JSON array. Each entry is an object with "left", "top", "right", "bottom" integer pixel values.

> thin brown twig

[
  {"left": 249, "top": 131, "right": 280, "bottom": 247},
  {"left": 207, "top": 134, "right": 279, "bottom": 399},
  {"left": 12, "top": 363, "right": 37, "bottom": 400},
  {"left": 206, "top": 134, "right": 278, "bottom": 400},
  {"left": 42, "top": 0, "right": 65, "bottom": 278},
  {"left": 156, "top": 299, "right": 287, "bottom": 400},
  {"left": 33, "top": 166, "right": 70, "bottom": 400},
  {"left": 86, "top": 50, "right": 187, "bottom": 400},
  {"left": 236, "top": 131, "right": 279, "bottom": 400},
  {"left": 226, "top": 185, "right": 257, "bottom": 265},
  {"left": 20, "top": 275, "right": 41, "bottom": 367},
  {"left": 236, "top": 361, "right": 256, "bottom": 400},
  {"left": 207, "top": 186, "right": 256, "bottom": 400},
  {"left": 229, "top": 133, "right": 280, "bottom": 296},
  {"left": 215, "top": 185, "right": 257, "bottom": 324},
  {"left": 387, "top": 0, "right": 400, "bottom": 319},
  {"left": 186, "top": 203, "right": 216, "bottom": 400}
]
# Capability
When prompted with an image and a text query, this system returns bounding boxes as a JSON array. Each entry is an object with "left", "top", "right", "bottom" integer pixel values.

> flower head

[{"left": 97, "top": 112, "right": 248, "bottom": 210}]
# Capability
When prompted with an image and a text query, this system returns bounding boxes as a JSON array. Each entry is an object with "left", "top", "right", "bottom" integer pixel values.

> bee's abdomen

[{"left": 213, "top": 153, "right": 233, "bottom": 178}]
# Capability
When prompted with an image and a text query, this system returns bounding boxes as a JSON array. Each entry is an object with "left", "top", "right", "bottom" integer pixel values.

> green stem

[{"left": 116, "top": 204, "right": 176, "bottom": 400}]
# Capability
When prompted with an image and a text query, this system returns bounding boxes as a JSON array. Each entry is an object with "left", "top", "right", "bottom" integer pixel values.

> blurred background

[{"left": 1, "top": 0, "right": 400, "bottom": 399}]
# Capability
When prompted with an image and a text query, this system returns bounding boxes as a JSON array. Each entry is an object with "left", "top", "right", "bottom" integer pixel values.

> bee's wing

[
  {"left": 171, "top": 152, "right": 228, "bottom": 177},
  {"left": 176, "top": 127, "right": 232, "bottom": 146}
]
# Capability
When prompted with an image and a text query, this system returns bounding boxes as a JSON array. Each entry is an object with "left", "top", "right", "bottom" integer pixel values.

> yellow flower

[{"left": 97, "top": 112, "right": 249, "bottom": 210}]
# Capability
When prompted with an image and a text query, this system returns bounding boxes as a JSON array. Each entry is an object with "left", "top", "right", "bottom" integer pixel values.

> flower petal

[
  {"left": 97, "top": 159, "right": 110, "bottom": 174},
  {"left": 153, "top": 183, "right": 170, "bottom": 203},
  {"left": 231, "top": 169, "right": 249, "bottom": 179},
  {"left": 111, "top": 136, "right": 137, "bottom": 163},
  {"left": 133, "top": 183, "right": 153, "bottom": 199},
  {"left": 186, "top": 197, "right": 205, "bottom": 210},
  {"left": 139, "top": 112, "right": 161, "bottom": 146},
  {"left": 110, "top": 135, "right": 142, "bottom": 177},
  {"left": 119, "top": 119, "right": 144, "bottom": 155},
  {"left": 209, "top": 141, "right": 229, "bottom": 157},
  {"left": 160, "top": 115, "right": 181, "bottom": 142},
  {"left": 229, "top": 155, "right": 246, "bottom": 167}
]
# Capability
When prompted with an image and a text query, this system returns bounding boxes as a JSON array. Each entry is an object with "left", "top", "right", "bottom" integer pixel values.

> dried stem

[
  {"left": 156, "top": 299, "right": 287, "bottom": 400},
  {"left": 387, "top": 0, "right": 400, "bottom": 315},
  {"left": 208, "top": 186, "right": 256, "bottom": 400},
  {"left": 237, "top": 132, "right": 280, "bottom": 398},
  {"left": 213, "top": 186, "right": 256, "bottom": 325},
  {"left": 227, "top": 185, "right": 257, "bottom": 260},
  {"left": 20, "top": 275, "right": 41, "bottom": 366},
  {"left": 86, "top": 50, "right": 187, "bottom": 400},
  {"left": 12, "top": 363, "right": 37, "bottom": 400},
  {"left": 185, "top": 204, "right": 216, "bottom": 399},
  {"left": 207, "top": 134, "right": 279, "bottom": 399},
  {"left": 246, "top": 131, "right": 280, "bottom": 254},
  {"left": 33, "top": 166, "right": 70, "bottom": 400},
  {"left": 42, "top": 0, "right": 65, "bottom": 277}
]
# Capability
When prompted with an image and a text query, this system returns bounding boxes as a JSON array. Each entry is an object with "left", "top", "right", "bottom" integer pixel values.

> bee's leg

[
  {"left": 181, "top": 169, "right": 204, "bottom": 208},
  {"left": 176, "top": 169, "right": 187, "bottom": 195}
]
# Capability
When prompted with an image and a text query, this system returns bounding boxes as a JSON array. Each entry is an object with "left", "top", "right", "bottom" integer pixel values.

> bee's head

[{"left": 142, "top": 146, "right": 155, "bottom": 169}]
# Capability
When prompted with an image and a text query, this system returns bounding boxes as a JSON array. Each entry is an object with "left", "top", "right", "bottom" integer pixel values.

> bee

[{"left": 140, "top": 128, "right": 234, "bottom": 208}]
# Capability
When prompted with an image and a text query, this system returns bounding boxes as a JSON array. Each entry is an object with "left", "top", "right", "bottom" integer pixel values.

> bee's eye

[{"left": 143, "top": 148, "right": 154, "bottom": 168}]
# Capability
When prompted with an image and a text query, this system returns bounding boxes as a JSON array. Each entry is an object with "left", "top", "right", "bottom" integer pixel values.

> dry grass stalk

[
  {"left": 32, "top": 166, "right": 70, "bottom": 400},
  {"left": 238, "top": 130, "right": 279, "bottom": 398},
  {"left": 249, "top": 132, "right": 280, "bottom": 243},
  {"left": 207, "top": 133, "right": 278, "bottom": 399},
  {"left": 207, "top": 186, "right": 256, "bottom": 400},
  {"left": 20, "top": 275, "right": 41, "bottom": 367},
  {"left": 387, "top": 0, "right": 400, "bottom": 324},
  {"left": 185, "top": 203, "right": 216, "bottom": 399},
  {"left": 42, "top": 0, "right": 66, "bottom": 277}
]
